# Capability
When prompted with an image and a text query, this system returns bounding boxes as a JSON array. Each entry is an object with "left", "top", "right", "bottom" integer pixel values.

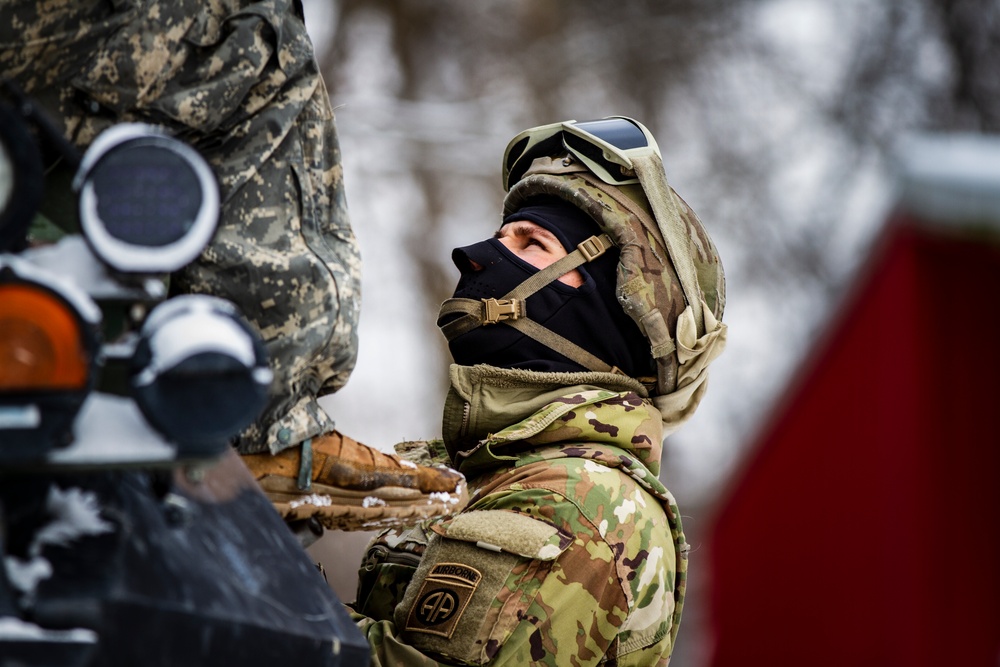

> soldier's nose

[{"left": 451, "top": 247, "right": 484, "bottom": 273}]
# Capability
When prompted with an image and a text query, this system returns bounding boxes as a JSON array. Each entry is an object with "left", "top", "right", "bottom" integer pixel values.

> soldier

[
  {"left": 350, "top": 117, "right": 728, "bottom": 665},
  {"left": 1, "top": 0, "right": 466, "bottom": 528}
]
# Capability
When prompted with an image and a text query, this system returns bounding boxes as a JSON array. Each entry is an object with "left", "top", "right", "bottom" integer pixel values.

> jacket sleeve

[{"left": 352, "top": 485, "right": 631, "bottom": 666}]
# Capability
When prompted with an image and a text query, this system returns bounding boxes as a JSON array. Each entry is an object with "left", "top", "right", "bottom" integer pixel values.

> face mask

[
  {"left": 441, "top": 224, "right": 655, "bottom": 377},
  {"left": 444, "top": 237, "right": 594, "bottom": 372}
]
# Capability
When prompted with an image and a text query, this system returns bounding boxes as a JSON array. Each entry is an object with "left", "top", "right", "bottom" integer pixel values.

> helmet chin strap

[{"left": 438, "top": 233, "right": 621, "bottom": 374}]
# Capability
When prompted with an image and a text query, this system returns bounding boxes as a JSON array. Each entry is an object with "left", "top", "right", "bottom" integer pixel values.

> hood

[{"left": 442, "top": 364, "right": 665, "bottom": 480}]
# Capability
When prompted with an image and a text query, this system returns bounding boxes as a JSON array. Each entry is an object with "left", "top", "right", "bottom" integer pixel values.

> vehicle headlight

[
  {"left": 0, "top": 102, "right": 44, "bottom": 252},
  {"left": 0, "top": 255, "right": 101, "bottom": 459},
  {"left": 73, "top": 124, "right": 219, "bottom": 274},
  {"left": 129, "top": 295, "right": 272, "bottom": 457}
]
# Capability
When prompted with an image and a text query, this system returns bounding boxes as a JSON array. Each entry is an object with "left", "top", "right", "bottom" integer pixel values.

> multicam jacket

[{"left": 352, "top": 364, "right": 688, "bottom": 666}]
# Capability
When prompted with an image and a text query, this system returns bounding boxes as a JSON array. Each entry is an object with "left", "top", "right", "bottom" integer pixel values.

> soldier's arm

[{"left": 351, "top": 484, "right": 628, "bottom": 666}]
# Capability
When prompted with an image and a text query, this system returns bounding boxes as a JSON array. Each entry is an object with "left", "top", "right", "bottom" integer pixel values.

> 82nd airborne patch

[{"left": 405, "top": 562, "right": 482, "bottom": 638}]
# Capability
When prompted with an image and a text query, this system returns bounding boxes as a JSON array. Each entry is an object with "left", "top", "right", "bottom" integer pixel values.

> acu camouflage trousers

[{"left": 0, "top": 0, "right": 361, "bottom": 453}]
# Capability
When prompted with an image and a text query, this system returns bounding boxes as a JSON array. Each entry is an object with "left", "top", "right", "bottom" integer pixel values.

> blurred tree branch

[{"left": 308, "top": 0, "right": 1000, "bottom": 457}]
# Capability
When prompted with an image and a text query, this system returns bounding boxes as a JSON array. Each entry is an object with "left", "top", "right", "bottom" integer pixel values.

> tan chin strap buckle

[
  {"left": 577, "top": 235, "right": 611, "bottom": 262},
  {"left": 482, "top": 297, "right": 525, "bottom": 324}
]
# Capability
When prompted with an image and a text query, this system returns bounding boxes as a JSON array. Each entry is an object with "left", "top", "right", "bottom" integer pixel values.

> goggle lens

[
  {"left": 503, "top": 116, "right": 656, "bottom": 190},
  {"left": 571, "top": 118, "right": 649, "bottom": 151}
]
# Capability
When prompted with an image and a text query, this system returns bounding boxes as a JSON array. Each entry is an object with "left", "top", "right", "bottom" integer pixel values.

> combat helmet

[{"left": 441, "top": 117, "right": 727, "bottom": 433}]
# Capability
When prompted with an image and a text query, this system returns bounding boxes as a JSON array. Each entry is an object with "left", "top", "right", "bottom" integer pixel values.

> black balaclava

[{"left": 444, "top": 197, "right": 655, "bottom": 377}]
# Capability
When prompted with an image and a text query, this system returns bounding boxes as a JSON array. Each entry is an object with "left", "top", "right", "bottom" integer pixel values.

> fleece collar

[{"left": 442, "top": 364, "right": 664, "bottom": 482}]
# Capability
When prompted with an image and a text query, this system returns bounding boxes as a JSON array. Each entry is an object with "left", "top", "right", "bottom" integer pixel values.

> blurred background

[{"left": 293, "top": 1, "right": 1000, "bottom": 664}]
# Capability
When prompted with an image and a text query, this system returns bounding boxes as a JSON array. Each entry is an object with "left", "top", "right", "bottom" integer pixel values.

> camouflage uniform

[
  {"left": 351, "top": 363, "right": 688, "bottom": 666},
  {"left": 351, "top": 119, "right": 728, "bottom": 663},
  {"left": 0, "top": 0, "right": 360, "bottom": 454}
]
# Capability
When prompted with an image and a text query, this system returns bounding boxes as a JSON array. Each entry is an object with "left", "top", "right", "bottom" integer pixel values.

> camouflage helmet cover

[{"left": 502, "top": 124, "right": 727, "bottom": 432}]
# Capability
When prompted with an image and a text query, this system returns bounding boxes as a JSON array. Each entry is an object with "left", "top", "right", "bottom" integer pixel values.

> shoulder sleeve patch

[
  {"left": 395, "top": 513, "right": 571, "bottom": 663},
  {"left": 432, "top": 510, "right": 570, "bottom": 560},
  {"left": 404, "top": 561, "right": 481, "bottom": 639}
]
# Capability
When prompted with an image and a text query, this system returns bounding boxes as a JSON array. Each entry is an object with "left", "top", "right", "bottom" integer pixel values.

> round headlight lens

[
  {"left": 89, "top": 142, "right": 203, "bottom": 247},
  {"left": 75, "top": 124, "right": 219, "bottom": 274},
  {"left": 130, "top": 295, "right": 272, "bottom": 457}
]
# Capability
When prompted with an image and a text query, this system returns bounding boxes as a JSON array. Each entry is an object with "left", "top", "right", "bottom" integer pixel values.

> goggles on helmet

[{"left": 502, "top": 116, "right": 661, "bottom": 191}]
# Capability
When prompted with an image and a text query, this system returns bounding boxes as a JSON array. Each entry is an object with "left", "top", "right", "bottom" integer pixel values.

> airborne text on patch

[
  {"left": 404, "top": 562, "right": 482, "bottom": 639},
  {"left": 430, "top": 563, "right": 481, "bottom": 584}
]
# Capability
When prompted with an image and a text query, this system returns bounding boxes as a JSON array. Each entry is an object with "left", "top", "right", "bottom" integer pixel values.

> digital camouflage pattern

[
  {"left": 0, "top": 0, "right": 360, "bottom": 453},
  {"left": 352, "top": 364, "right": 688, "bottom": 666}
]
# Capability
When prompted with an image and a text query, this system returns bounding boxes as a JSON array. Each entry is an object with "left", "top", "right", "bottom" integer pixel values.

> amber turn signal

[{"left": 0, "top": 283, "right": 92, "bottom": 391}]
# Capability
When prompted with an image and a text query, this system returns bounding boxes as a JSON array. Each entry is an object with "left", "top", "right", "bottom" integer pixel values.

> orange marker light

[{"left": 0, "top": 283, "right": 90, "bottom": 391}]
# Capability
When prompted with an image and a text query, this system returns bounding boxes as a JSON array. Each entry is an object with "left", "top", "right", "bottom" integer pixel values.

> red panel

[{"left": 708, "top": 221, "right": 1000, "bottom": 666}]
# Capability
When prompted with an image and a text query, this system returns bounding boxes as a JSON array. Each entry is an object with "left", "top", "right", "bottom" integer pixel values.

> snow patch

[
  {"left": 36, "top": 487, "right": 114, "bottom": 547},
  {"left": 3, "top": 486, "right": 114, "bottom": 597},
  {"left": 428, "top": 491, "right": 462, "bottom": 505},
  {"left": 4, "top": 558, "right": 52, "bottom": 595},
  {"left": 289, "top": 494, "right": 333, "bottom": 508},
  {"left": 0, "top": 616, "right": 97, "bottom": 643}
]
